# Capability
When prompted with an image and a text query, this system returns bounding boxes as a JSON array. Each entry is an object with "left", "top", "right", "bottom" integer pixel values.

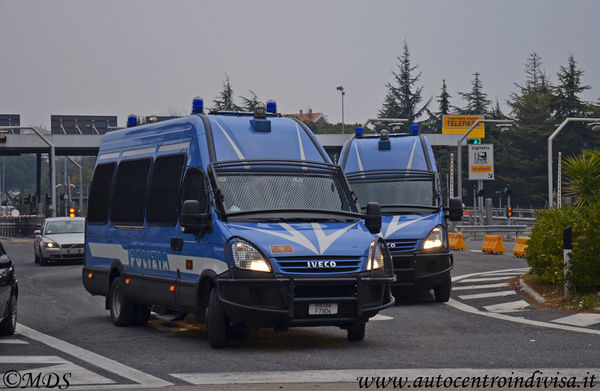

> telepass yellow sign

[{"left": 442, "top": 115, "right": 485, "bottom": 138}]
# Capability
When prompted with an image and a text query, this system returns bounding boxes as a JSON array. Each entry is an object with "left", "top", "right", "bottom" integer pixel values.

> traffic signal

[
  {"left": 506, "top": 205, "right": 513, "bottom": 218},
  {"left": 69, "top": 208, "right": 77, "bottom": 217},
  {"left": 467, "top": 138, "right": 481, "bottom": 145}
]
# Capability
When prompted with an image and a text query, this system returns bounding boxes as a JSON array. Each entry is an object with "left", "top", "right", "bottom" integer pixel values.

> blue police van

[
  {"left": 82, "top": 100, "right": 395, "bottom": 348},
  {"left": 338, "top": 122, "right": 462, "bottom": 302}
]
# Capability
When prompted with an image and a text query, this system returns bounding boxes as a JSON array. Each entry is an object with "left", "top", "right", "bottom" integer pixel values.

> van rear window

[
  {"left": 87, "top": 163, "right": 115, "bottom": 224},
  {"left": 110, "top": 158, "right": 152, "bottom": 225}
]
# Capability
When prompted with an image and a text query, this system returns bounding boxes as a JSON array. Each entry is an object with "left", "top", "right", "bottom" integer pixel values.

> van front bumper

[
  {"left": 216, "top": 272, "right": 395, "bottom": 328},
  {"left": 391, "top": 251, "right": 453, "bottom": 289}
]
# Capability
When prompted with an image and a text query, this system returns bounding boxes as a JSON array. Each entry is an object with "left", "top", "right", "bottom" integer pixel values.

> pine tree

[
  {"left": 437, "top": 79, "right": 451, "bottom": 117},
  {"left": 552, "top": 54, "right": 591, "bottom": 118},
  {"left": 508, "top": 53, "right": 553, "bottom": 126},
  {"left": 212, "top": 75, "right": 241, "bottom": 111},
  {"left": 378, "top": 41, "right": 431, "bottom": 125},
  {"left": 457, "top": 72, "right": 490, "bottom": 115},
  {"left": 239, "top": 90, "right": 260, "bottom": 112}
]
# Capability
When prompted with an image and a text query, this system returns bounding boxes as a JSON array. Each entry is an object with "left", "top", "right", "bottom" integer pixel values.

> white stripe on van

[
  {"left": 88, "top": 242, "right": 227, "bottom": 275},
  {"left": 214, "top": 120, "right": 245, "bottom": 160},
  {"left": 295, "top": 123, "right": 306, "bottom": 161},
  {"left": 353, "top": 142, "right": 365, "bottom": 179},
  {"left": 98, "top": 152, "right": 120, "bottom": 160},
  {"left": 122, "top": 147, "right": 156, "bottom": 157},
  {"left": 383, "top": 215, "right": 430, "bottom": 239},
  {"left": 158, "top": 142, "right": 190, "bottom": 153},
  {"left": 406, "top": 138, "right": 418, "bottom": 171}
]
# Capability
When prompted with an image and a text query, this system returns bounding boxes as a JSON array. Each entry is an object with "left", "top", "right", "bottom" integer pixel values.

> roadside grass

[{"left": 522, "top": 273, "right": 600, "bottom": 313}]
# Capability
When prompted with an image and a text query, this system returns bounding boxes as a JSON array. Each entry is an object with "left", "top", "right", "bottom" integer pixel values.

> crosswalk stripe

[
  {"left": 458, "top": 291, "right": 517, "bottom": 300},
  {"left": 484, "top": 300, "right": 530, "bottom": 313},
  {"left": 0, "top": 339, "right": 28, "bottom": 344},
  {"left": 551, "top": 313, "right": 600, "bottom": 327},
  {"left": 370, "top": 314, "right": 393, "bottom": 321},
  {"left": 452, "top": 283, "right": 509, "bottom": 291},
  {"left": 459, "top": 277, "right": 512, "bottom": 283}
]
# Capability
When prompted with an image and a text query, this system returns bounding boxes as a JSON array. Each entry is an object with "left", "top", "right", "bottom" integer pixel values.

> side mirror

[
  {"left": 365, "top": 202, "right": 382, "bottom": 235},
  {"left": 446, "top": 198, "right": 463, "bottom": 222},
  {"left": 180, "top": 200, "right": 211, "bottom": 234},
  {"left": 34, "top": 230, "right": 41, "bottom": 235}
]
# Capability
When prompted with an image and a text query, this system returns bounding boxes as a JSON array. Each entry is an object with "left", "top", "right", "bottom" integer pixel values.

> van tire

[
  {"left": 434, "top": 273, "right": 452, "bottom": 303},
  {"left": 0, "top": 294, "right": 17, "bottom": 336},
  {"left": 347, "top": 321, "right": 366, "bottom": 341},
  {"left": 133, "top": 304, "right": 151, "bottom": 326},
  {"left": 109, "top": 277, "right": 136, "bottom": 326},
  {"left": 207, "top": 288, "right": 229, "bottom": 348}
]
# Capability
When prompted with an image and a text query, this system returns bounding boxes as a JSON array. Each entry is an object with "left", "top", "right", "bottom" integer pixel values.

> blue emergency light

[
  {"left": 411, "top": 123, "right": 420, "bottom": 136},
  {"left": 127, "top": 114, "right": 138, "bottom": 128},
  {"left": 355, "top": 126, "right": 364, "bottom": 138},
  {"left": 266, "top": 100, "right": 277, "bottom": 113},
  {"left": 192, "top": 97, "right": 204, "bottom": 114}
]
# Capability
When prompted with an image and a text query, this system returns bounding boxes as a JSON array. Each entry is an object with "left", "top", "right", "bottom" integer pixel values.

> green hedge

[{"left": 526, "top": 197, "right": 600, "bottom": 293}]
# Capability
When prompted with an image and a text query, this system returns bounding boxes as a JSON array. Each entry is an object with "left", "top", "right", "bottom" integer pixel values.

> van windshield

[
  {"left": 211, "top": 160, "right": 360, "bottom": 221},
  {"left": 346, "top": 170, "right": 438, "bottom": 212}
]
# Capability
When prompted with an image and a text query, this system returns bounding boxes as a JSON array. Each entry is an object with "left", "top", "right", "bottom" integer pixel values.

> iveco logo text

[{"left": 307, "top": 261, "right": 337, "bottom": 268}]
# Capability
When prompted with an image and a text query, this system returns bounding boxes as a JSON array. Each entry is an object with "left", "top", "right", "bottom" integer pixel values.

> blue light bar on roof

[
  {"left": 192, "top": 97, "right": 204, "bottom": 114},
  {"left": 127, "top": 114, "right": 138, "bottom": 128},
  {"left": 411, "top": 123, "right": 420, "bottom": 136},
  {"left": 266, "top": 100, "right": 277, "bottom": 113},
  {"left": 355, "top": 126, "right": 363, "bottom": 138}
]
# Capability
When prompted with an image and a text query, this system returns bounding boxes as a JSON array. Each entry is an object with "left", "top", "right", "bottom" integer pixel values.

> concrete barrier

[
  {"left": 513, "top": 236, "right": 529, "bottom": 258},
  {"left": 481, "top": 234, "right": 505, "bottom": 254}
]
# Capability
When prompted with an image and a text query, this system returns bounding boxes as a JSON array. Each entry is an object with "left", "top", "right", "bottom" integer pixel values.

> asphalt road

[{"left": 1, "top": 237, "right": 598, "bottom": 390}]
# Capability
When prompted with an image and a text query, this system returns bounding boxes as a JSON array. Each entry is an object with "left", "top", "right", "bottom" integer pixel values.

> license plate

[{"left": 308, "top": 303, "right": 338, "bottom": 315}]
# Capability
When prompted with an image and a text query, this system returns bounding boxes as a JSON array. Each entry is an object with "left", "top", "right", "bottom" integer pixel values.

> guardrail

[
  {"left": 0, "top": 216, "right": 43, "bottom": 237},
  {"left": 455, "top": 224, "right": 529, "bottom": 236}
]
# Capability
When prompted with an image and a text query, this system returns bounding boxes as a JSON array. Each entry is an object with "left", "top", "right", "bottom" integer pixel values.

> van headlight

[
  {"left": 423, "top": 226, "right": 447, "bottom": 250},
  {"left": 231, "top": 241, "right": 272, "bottom": 272},
  {"left": 367, "top": 240, "right": 384, "bottom": 270}
]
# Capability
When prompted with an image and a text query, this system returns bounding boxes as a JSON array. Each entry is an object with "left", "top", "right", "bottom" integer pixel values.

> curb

[{"left": 519, "top": 278, "right": 546, "bottom": 304}]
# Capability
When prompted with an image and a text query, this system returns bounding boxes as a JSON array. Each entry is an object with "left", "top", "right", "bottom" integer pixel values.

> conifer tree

[
  {"left": 437, "top": 79, "right": 452, "bottom": 117},
  {"left": 508, "top": 53, "right": 553, "bottom": 125},
  {"left": 239, "top": 90, "right": 260, "bottom": 112},
  {"left": 212, "top": 75, "right": 241, "bottom": 111},
  {"left": 378, "top": 41, "right": 431, "bottom": 124},
  {"left": 552, "top": 54, "right": 591, "bottom": 118},
  {"left": 457, "top": 72, "right": 490, "bottom": 115}
]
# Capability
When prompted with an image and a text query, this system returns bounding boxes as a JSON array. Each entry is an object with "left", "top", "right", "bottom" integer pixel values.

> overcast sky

[{"left": 1, "top": 0, "right": 599, "bottom": 129}]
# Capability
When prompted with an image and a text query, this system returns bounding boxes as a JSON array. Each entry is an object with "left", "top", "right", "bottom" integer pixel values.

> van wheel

[
  {"left": 0, "top": 294, "right": 17, "bottom": 336},
  {"left": 109, "top": 277, "right": 136, "bottom": 326},
  {"left": 434, "top": 273, "right": 452, "bottom": 303},
  {"left": 133, "top": 304, "right": 151, "bottom": 326},
  {"left": 207, "top": 288, "right": 229, "bottom": 348},
  {"left": 347, "top": 321, "right": 366, "bottom": 341}
]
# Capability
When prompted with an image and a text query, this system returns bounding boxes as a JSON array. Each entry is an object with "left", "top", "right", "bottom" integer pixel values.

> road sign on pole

[{"left": 468, "top": 144, "right": 494, "bottom": 180}]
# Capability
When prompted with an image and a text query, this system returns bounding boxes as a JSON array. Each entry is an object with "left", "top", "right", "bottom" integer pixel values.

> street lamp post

[
  {"left": 547, "top": 117, "right": 600, "bottom": 208},
  {"left": 456, "top": 119, "right": 513, "bottom": 203},
  {"left": 336, "top": 86, "right": 345, "bottom": 134}
]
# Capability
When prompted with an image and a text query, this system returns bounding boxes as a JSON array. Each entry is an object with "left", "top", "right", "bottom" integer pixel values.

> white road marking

[
  {"left": 484, "top": 300, "right": 530, "bottom": 313},
  {"left": 458, "top": 290, "right": 517, "bottom": 300},
  {"left": 16, "top": 324, "right": 172, "bottom": 388},
  {"left": 459, "top": 276, "right": 512, "bottom": 283},
  {"left": 447, "top": 298, "right": 600, "bottom": 335},
  {"left": 0, "top": 356, "right": 115, "bottom": 385},
  {"left": 480, "top": 271, "right": 524, "bottom": 276},
  {"left": 170, "top": 368, "right": 600, "bottom": 385},
  {"left": 469, "top": 250, "right": 482, "bottom": 253},
  {"left": 370, "top": 314, "right": 393, "bottom": 321},
  {"left": 452, "top": 268, "right": 529, "bottom": 283},
  {"left": 551, "top": 313, "right": 600, "bottom": 327},
  {"left": 0, "top": 338, "right": 28, "bottom": 344},
  {"left": 452, "top": 283, "right": 510, "bottom": 291}
]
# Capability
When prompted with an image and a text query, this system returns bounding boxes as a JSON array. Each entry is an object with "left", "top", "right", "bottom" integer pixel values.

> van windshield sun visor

[{"left": 208, "top": 160, "right": 361, "bottom": 221}]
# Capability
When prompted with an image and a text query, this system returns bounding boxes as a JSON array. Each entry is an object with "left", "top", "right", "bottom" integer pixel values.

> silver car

[{"left": 34, "top": 217, "right": 85, "bottom": 266}]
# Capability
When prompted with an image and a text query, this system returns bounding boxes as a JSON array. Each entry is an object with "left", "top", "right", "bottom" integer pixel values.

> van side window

[
  {"left": 88, "top": 163, "right": 116, "bottom": 224},
  {"left": 181, "top": 168, "right": 208, "bottom": 214},
  {"left": 147, "top": 154, "right": 186, "bottom": 225},
  {"left": 110, "top": 158, "right": 152, "bottom": 225}
]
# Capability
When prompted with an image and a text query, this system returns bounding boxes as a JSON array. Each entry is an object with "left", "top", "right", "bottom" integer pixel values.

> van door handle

[{"left": 170, "top": 237, "right": 184, "bottom": 252}]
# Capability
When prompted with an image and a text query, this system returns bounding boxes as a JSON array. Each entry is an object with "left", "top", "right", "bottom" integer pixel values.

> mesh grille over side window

[
  {"left": 147, "top": 154, "right": 186, "bottom": 225},
  {"left": 87, "top": 163, "right": 116, "bottom": 224},
  {"left": 110, "top": 159, "right": 152, "bottom": 225}
]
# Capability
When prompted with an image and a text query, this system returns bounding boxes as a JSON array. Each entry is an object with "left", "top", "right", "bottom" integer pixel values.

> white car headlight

[
  {"left": 231, "top": 241, "right": 271, "bottom": 272},
  {"left": 43, "top": 241, "right": 59, "bottom": 248},
  {"left": 367, "top": 240, "right": 384, "bottom": 270},
  {"left": 423, "top": 226, "right": 447, "bottom": 250}
]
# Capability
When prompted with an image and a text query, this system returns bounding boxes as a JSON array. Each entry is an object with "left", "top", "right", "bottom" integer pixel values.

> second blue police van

[
  {"left": 82, "top": 100, "right": 394, "bottom": 348},
  {"left": 339, "top": 122, "right": 462, "bottom": 302}
]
